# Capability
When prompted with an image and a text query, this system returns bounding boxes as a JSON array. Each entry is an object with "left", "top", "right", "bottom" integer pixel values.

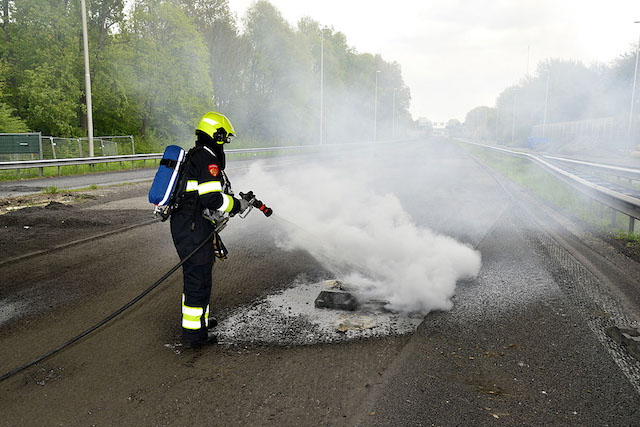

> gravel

[{"left": 215, "top": 280, "right": 424, "bottom": 346}]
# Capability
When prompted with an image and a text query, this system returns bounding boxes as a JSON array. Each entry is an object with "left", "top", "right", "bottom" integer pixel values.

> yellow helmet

[{"left": 195, "top": 111, "right": 236, "bottom": 144}]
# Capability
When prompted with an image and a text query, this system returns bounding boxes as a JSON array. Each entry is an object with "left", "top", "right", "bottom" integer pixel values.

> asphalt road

[{"left": 1, "top": 139, "right": 639, "bottom": 425}]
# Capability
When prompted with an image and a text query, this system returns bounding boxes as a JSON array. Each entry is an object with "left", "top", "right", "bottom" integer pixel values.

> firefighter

[{"left": 170, "top": 111, "right": 248, "bottom": 349}]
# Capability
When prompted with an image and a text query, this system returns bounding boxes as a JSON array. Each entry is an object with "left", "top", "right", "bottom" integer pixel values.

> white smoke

[{"left": 237, "top": 159, "right": 481, "bottom": 314}]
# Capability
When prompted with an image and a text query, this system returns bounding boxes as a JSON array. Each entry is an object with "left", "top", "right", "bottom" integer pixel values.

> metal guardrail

[
  {"left": 0, "top": 144, "right": 322, "bottom": 177},
  {"left": 456, "top": 139, "right": 640, "bottom": 233},
  {"left": 541, "top": 155, "right": 640, "bottom": 182},
  {"left": 0, "top": 153, "right": 160, "bottom": 170}
]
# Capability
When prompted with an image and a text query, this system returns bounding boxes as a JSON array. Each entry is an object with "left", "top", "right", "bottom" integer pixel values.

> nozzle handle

[{"left": 239, "top": 191, "right": 273, "bottom": 217}]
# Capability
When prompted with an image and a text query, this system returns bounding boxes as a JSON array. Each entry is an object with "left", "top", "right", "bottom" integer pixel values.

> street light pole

[
  {"left": 80, "top": 0, "right": 94, "bottom": 157},
  {"left": 374, "top": 70, "right": 381, "bottom": 141},
  {"left": 627, "top": 21, "right": 640, "bottom": 149},
  {"left": 320, "top": 27, "right": 329, "bottom": 146}
]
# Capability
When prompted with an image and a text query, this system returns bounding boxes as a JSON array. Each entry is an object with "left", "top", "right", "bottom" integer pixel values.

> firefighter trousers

[{"left": 170, "top": 207, "right": 215, "bottom": 344}]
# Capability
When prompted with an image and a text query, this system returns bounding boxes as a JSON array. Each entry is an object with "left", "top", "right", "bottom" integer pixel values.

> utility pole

[
  {"left": 627, "top": 21, "right": 640, "bottom": 149},
  {"left": 80, "top": 0, "right": 94, "bottom": 157}
]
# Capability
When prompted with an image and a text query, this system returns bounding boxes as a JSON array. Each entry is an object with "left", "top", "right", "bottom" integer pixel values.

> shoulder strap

[
  {"left": 202, "top": 145, "right": 217, "bottom": 159},
  {"left": 168, "top": 146, "right": 199, "bottom": 208}
]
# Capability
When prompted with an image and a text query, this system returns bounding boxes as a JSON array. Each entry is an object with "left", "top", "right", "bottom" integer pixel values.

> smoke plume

[{"left": 237, "top": 159, "right": 482, "bottom": 314}]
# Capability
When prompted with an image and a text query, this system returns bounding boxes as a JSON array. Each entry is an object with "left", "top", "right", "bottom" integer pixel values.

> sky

[{"left": 228, "top": 0, "right": 640, "bottom": 122}]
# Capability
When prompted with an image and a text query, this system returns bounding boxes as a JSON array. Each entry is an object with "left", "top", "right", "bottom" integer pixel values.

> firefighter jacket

[{"left": 181, "top": 144, "right": 239, "bottom": 215}]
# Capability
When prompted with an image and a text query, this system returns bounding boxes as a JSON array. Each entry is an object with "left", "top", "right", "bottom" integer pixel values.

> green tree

[
  {"left": 610, "top": 47, "right": 640, "bottom": 117},
  {"left": 177, "top": 0, "right": 248, "bottom": 128},
  {"left": 19, "top": 62, "right": 81, "bottom": 136},
  {"left": 117, "top": 0, "right": 212, "bottom": 143},
  {"left": 0, "top": 0, "right": 415, "bottom": 146},
  {"left": 242, "top": 1, "right": 315, "bottom": 143},
  {"left": 88, "top": 0, "right": 125, "bottom": 51},
  {"left": 298, "top": 19, "right": 412, "bottom": 143},
  {"left": 494, "top": 59, "right": 613, "bottom": 145},
  {"left": 0, "top": 60, "right": 27, "bottom": 132},
  {"left": 4, "top": 0, "right": 83, "bottom": 136},
  {"left": 464, "top": 106, "right": 495, "bottom": 141}
]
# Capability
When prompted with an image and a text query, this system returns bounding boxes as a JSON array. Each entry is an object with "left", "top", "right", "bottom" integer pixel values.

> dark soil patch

[
  {"left": 0, "top": 183, "right": 153, "bottom": 262},
  {"left": 0, "top": 206, "right": 152, "bottom": 261}
]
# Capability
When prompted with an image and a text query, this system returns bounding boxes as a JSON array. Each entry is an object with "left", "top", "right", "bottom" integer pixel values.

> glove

[
  {"left": 229, "top": 197, "right": 249, "bottom": 216},
  {"left": 240, "top": 190, "right": 254, "bottom": 201},
  {"left": 238, "top": 197, "right": 250, "bottom": 213}
]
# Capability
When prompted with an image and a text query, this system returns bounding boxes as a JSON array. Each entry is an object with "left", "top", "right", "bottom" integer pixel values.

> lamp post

[
  {"left": 627, "top": 21, "right": 640, "bottom": 149},
  {"left": 320, "top": 27, "right": 330, "bottom": 146},
  {"left": 80, "top": 0, "right": 94, "bottom": 157},
  {"left": 374, "top": 70, "right": 381, "bottom": 141}
]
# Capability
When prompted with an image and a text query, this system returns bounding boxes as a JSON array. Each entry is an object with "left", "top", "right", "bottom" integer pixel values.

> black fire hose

[{"left": 0, "top": 227, "right": 218, "bottom": 383}]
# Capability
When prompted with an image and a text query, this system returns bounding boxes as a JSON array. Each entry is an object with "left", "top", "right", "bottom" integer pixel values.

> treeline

[
  {"left": 458, "top": 52, "right": 639, "bottom": 148},
  {"left": 0, "top": 0, "right": 412, "bottom": 151}
]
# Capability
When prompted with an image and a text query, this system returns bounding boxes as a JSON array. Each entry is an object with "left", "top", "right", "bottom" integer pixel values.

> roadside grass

[
  {"left": 615, "top": 230, "right": 640, "bottom": 248},
  {"left": 42, "top": 186, "right": 58, "bottom": 194},
  {"left": 457, "top": 142, "right": 640, "bottom": 249}
]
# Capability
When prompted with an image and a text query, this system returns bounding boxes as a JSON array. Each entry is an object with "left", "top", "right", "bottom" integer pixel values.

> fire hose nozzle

[
  {"left": 255, "top": 201, "right": 273, "bottom": 217},
  {"left": 239, "top": 191, "right": 273, "bottom": 217}
]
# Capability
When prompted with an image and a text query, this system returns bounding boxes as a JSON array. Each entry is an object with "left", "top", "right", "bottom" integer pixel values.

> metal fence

[
  {"left": 41, "top": 136, "right": 135, "bottom": 159},
  {"left": 0, "top": 135, "right": 135, "bottom": 162},
  {"left": 0, "top": 132, "right": 42, "bottom": 161}
]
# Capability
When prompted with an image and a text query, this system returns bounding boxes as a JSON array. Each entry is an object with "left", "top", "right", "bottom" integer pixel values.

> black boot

[
  {"left": 208, "top": 317, "right": 218, "bottom": 329},
  {"left": 183, "top": 334, "right": 217, "bottom": 349}
]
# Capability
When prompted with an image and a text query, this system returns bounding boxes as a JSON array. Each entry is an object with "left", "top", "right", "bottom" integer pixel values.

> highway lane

[
  {"left": 0, "top": 168, "right": 157, "bottom": 198},
  {"left": 1, "top": 139, "right": 639, "bottom": 424}
]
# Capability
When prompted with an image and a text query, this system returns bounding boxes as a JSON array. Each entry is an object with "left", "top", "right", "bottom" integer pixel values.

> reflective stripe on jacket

[{"left": 182, "top": 146, "right": 235, "bottom": 213}]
